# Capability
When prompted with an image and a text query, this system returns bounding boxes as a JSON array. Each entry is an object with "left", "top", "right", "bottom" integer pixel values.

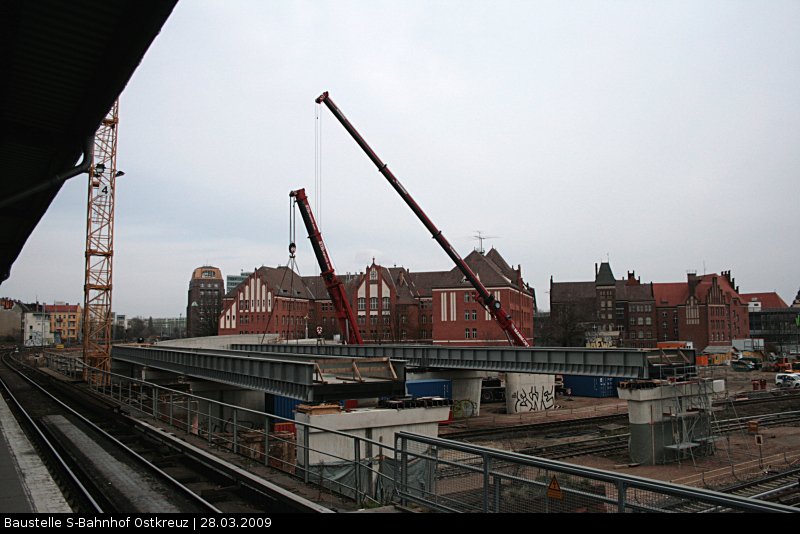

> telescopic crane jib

[
  {"left": 315, "top": 91, "right": 530, "bottom": 347},
  {"left": 290, "top": 188, "right": 363, "bottom": 345}
]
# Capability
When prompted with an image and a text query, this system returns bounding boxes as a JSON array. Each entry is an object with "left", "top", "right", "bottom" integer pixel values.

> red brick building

[
  {"left": 218, "top": 248, "right": 535, "bottom": 346},
  {"left": 428, "top": 249, "right": 535, "bottom": 345},
  {"left": 653, "top": 271, "right": 749, "bottom": 349},
  {"left": 551, "top": 264, "right": 750, "bottom": 351},
  {"left": 218, "top": 266, "right": 316, "bottom": 340}
]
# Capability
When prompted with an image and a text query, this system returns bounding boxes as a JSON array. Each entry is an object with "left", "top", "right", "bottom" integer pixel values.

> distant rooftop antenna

[{"left": 473, "top": 230, "right": 499, "bottom": 255}]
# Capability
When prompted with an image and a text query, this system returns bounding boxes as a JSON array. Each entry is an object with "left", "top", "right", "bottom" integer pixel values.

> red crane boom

[
  {"left": 290, "top": 188, "right": 363, "bottom": 345},
  {"left": 315, "top": 91, "right": 530, "bottom": 347}
]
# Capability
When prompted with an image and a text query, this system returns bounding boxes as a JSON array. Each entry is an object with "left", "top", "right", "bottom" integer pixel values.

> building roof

[
  {"left": 550, "top": 281, "right": 596, "bottom": 303},
  {"left": 614, "top": 280, "right": 654, "bottom": 302},
  {"left": 595, "top": 262, "right": 616, "bottom": 286},
  {"left": 484, "top": 248, "right": 516, "bottom": 280},
  {"left": 740, "top": 292, "right": 789, "bottom": 310},
  {"left": 429, "top": 249, "right": 530, "bottom": 294},
  {"left": 191, "top": 266, "right": 223, "bottom": 280},
  {"left": 654, "top": 273, "right": 746, "bottom": 307},
  {"left": 653, "top": 283, "right": 689, "bottom": 307},
  {"left": 407, "top": 271, "right": 446, "bottom": 298},
  {"left": 0, "top": 2, "right": 178, "bottom": 285},
  {"left": 301, "top": 275, "right": 330, "bottom": 301},
  {"left": 254, "top": 266, "right": 315, "bottom": 300}
]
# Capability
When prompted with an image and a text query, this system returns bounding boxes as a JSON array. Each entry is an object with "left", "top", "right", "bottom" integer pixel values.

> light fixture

[
  {"left": 115, "top": 170, "right": 125, "bottom": 177},
  {"left": 95, "top": 163, "right": 105, "bottom": 173}
]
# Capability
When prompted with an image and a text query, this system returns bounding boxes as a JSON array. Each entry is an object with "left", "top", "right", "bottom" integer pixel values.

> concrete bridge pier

[
  {"left": 617, "top": 379, "right": 725, "bottom": 465},
  {"left": 504, "top": 373, "right": 556, "bottom": 415}
]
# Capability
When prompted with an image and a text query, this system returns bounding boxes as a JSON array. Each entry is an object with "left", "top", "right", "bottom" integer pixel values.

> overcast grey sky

[{"left": 4, "top": 0, "right": 799, "bottom": 317}]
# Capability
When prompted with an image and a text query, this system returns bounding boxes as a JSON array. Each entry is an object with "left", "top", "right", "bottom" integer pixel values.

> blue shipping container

[
  {"left": 272, "top": 395, "right": 303, "bottom": 421},
  {"left": 406, "top": 379, "right": 452, "bottom": 399},
  {"left": 562, "top": 376, "right": 623, "bottom": 398}
]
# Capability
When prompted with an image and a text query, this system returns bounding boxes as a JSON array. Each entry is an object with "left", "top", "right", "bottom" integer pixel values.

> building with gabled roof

[
  {"left": 551, "top": 263, "right": 750, "bottom": 351},
  {"left": 653, "top": 271, "right": 749, "bottom": 351},
  {"left": 217, "top": 248, "right": 535, "bottom": 346},
  {"left": 425, "top": 249, "right": 534, "bottom": 345}
]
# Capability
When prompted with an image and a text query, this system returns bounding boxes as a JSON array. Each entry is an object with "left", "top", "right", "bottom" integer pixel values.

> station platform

[{"left": 0, "top": 393, "right": 71, "bottom": 513}]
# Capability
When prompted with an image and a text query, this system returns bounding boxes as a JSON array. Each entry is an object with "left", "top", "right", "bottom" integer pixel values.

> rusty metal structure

[{"left": 82, "top": 100, "right": 121, "bottom": 377}]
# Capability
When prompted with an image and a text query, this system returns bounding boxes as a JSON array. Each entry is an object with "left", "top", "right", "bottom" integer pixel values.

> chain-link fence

[{"left": 394, "top": 432, "right": 796, "bottom": 513}]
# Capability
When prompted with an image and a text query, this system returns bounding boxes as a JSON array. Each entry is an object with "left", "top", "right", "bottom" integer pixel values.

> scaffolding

[{"left": 662, "top": 378, "right": 720, "bottom": 465}]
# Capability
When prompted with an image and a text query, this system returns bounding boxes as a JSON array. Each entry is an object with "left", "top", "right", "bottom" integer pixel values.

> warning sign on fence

[{"left": 547, "top": 475, "right": 563, "bottom": 500}]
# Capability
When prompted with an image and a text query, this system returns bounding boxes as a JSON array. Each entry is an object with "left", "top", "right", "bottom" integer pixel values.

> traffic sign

[{"left": 547, "top": 475, "right": 563, "bottom": 500}]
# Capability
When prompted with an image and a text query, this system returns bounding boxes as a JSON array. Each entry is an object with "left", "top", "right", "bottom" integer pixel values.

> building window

[
  {"left": 637, "top": 317, "right": 643, "bottom": 326},
  {"left": 357, "top": 316, "right": 365, "bottom": 325},
  {"left": 401, "top": 314, "right": 407, "bottom": 324},
  {"left": 645, "top": 317, "right": 652, "bottom": 326},
  {"left": 638, "top": 331, "right": 644, "bottom": 339},
  {"left": 370, "top": 269, "right": 378, "bottom": 281},
  {"left": 370, "top": 316, "right": 377, "bottom": 326},
  {"left": 383, "top": 316, "right": 390, "bottom": 325},
  {"left": 465, "top": 328, "right": 470, "bottom": 339},
  {"left": 464, "top": 293, "right": 472, "bottom": 303},
  {"left": 358, "top": 298, "right": 365, "bottom": 310},
  {"left": 422, "top": 315, "right": 426, "bottom": 324},
  {"left": 471, "top": 310, "right": 477, "bottom": 321},
  {"left": 465, "top": 311, "right": 470, "bottom": 321},
  {"left": 629, "top": 317, "right": 635, "bottom": 326},
  {"left": 472, "top": 328, "right": 477, "bottom": 339},
  {"left": 401, "top": 330, "right": 407, "bottom": 340},
  {"left": 382, "top": 297, "right": 390, "bottom": 309},
  {"left": 370, "top": 297, "right": 378, "bottom": 309}
]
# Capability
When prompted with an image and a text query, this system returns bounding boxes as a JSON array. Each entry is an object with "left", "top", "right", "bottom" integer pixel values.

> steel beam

[
  {"left": 112, "top": 345, "right": 405, "bottom": 401},
  {"left": 232, "top": 343, "right": 652, "bottom": 378}
]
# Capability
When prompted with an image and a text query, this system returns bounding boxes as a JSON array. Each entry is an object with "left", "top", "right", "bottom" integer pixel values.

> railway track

[
  {"left": 664, "top": 467, "right": 800, "bottom": 512},
  {"left": 442, "top": 413, "right": 629, "bottom": 442},
  {"left": 1, "top": 353, "right": 329, "bottom": 513}
]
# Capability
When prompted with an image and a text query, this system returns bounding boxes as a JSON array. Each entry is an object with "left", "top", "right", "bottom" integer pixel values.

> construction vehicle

[
  {"left": 290, "top": 188, "right": 363, "bottom": 345},
  {"left": 315, "top": 91, "right": 530, "bottom": 347}
]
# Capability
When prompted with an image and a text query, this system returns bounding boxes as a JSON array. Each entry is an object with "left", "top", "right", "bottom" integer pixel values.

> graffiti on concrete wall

[{"left": 510, "top": 384, "right": 555, "bottom": 413}]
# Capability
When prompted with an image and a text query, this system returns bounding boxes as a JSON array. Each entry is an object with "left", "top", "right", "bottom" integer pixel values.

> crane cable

[{"left": 259, "top": 196, "right": 298, "bottom": 344}]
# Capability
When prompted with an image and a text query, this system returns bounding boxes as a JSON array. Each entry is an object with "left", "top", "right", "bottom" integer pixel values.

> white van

[{"left": 776, "top": 373, "right": 800, "bottom": 388}]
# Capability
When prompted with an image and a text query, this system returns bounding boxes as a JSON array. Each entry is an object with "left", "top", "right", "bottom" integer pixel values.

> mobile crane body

[
  {"left": 290, "top": 188, "right": 363, "bottom": 345},
  {"left": 315, "top": 91, "right": 530, "bottom": 347}
]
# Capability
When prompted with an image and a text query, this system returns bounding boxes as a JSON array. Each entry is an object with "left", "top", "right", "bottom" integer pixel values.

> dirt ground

[{"left": 442, "top": 367, "right": 800, "bottom": 488}]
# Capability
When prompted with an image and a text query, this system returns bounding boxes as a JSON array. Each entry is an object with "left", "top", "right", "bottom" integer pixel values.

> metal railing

[
  {"left": 393, "top": 432, "right": 797, "bottom": 513},
  {"left": 40, "top": 352, "right": 398, "bottom": 508},
  {"left": 38, "top": 351, "right": 800, "bottom": 513}
]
